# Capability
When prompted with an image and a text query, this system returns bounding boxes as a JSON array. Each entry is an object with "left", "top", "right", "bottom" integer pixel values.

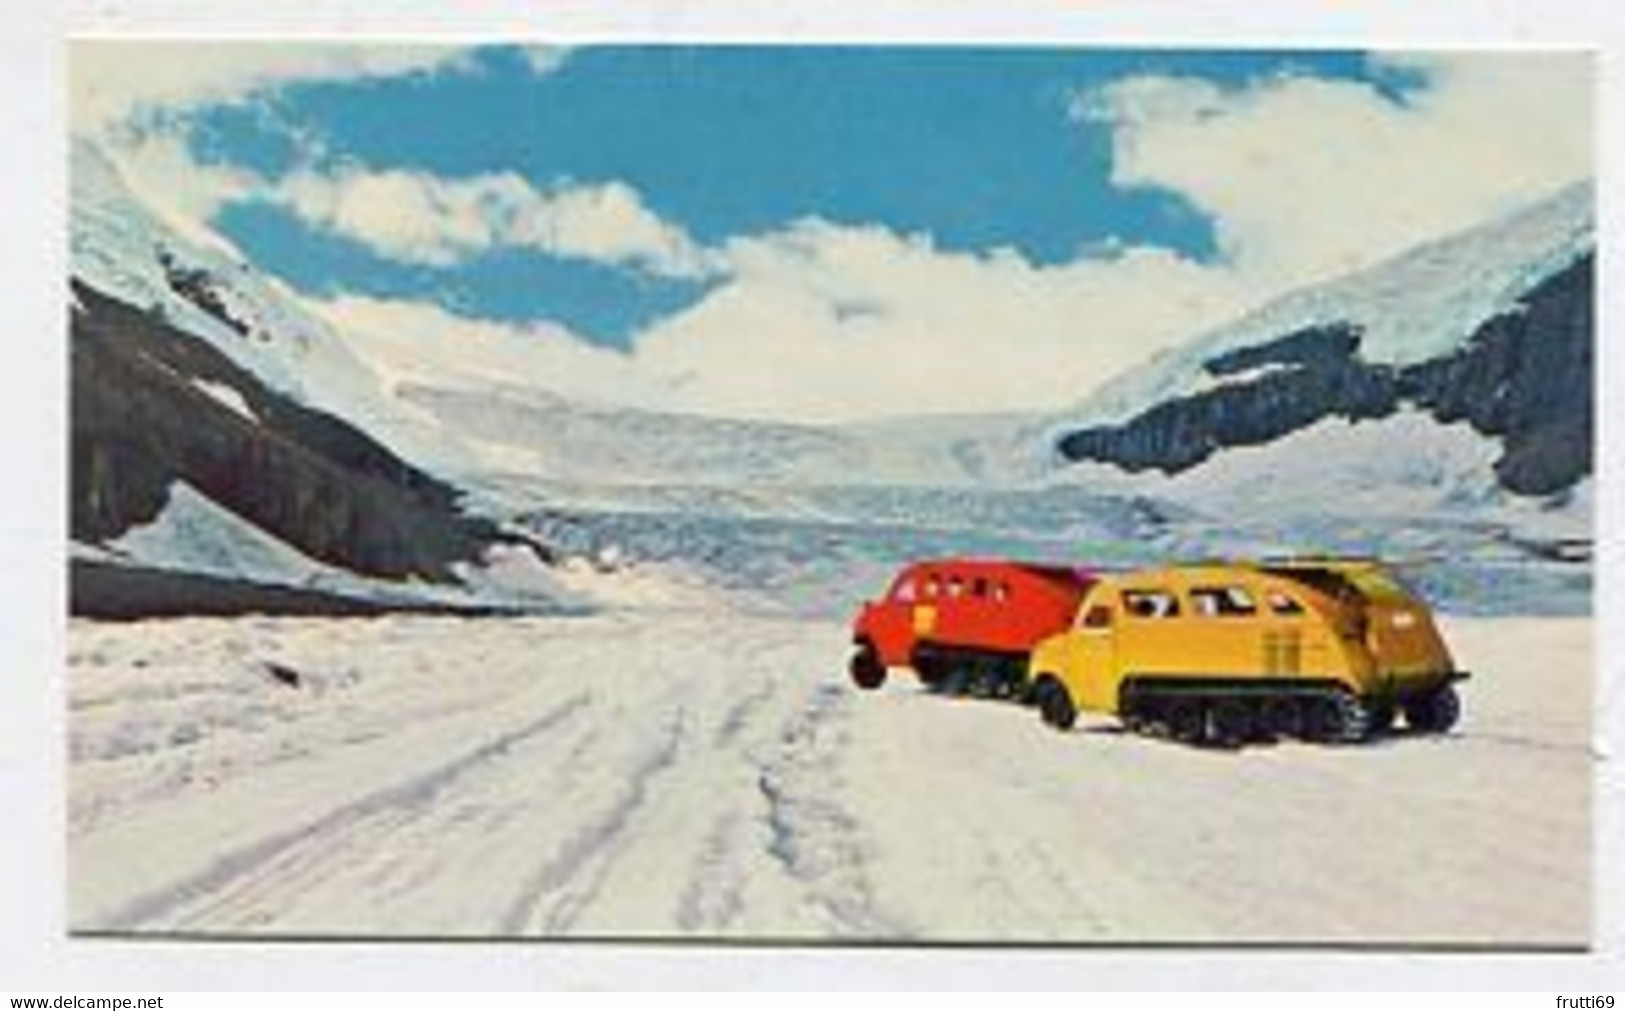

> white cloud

[
  {"left": 305, "top": 292, "right": 672, "bottom": 409},
  {"left": 1082, "top": 51, "right": 1593, "bottom": 288},
  {"left": 70, "top": 41, "right": 478, "bottom": 135},
  {"left": 274, "top": 166, "right": 716, "bottom": 277},
  {"left": 615, "top": 51, "right": 1594, "bottom": 423},
  {"left": 70, "top": 41, "right": 488, "bottom": 257},
  {"left": 300, "top": 223, "right": 1255, "bottom": 425},
  {"left": 71, "top": 40, "right": 701, "bottom": 279},
  {"left": 631, "top": 220, "right": 1255, "bottom": 422}
]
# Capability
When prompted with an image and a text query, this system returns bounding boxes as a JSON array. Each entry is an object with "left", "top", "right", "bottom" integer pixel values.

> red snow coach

[{"left": 849, "top": 559, "right": 1099, "bottom": 699}]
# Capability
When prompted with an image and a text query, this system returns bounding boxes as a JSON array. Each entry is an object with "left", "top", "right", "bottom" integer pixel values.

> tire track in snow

[
  {"left": 751, "top": 682, "right": 909, "bottom": 936},
  {"left": 169, "top": 697, "right": 618, "bottom": 932},
  {"left": 674, "top": 812, "right": 750, "bottom": 934},
  {"left": 498, "top": 710, "right": 689, "bottom": 934},
  {"left": 672, "top": 657, "right": 801, "bottom": 935},
  {"left": 712, "top": 677, "right": 779, "bottom": 750},
  {"left": 99, "top": 692, "right": 592, "bottom": 931}
]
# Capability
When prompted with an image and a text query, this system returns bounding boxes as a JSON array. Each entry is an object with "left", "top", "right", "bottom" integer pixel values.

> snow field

[{"left": 68, "top": 611, "right": 1592, "bottom": 944}]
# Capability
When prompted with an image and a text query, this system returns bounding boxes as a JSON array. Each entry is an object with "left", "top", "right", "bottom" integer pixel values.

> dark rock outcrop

[
  {"left": 1055, "top": 255, "right": 1593, "bottom": 497},
  {"left": 1203, "top": 323, "right": 1363, "bottom": 378},
  {"left": 156, "top": 247, "right": 256, "bottom": 341},
  {"left": 70, "top": 560, "right": 527, "bottom": 621},
  {"left": 71, "top": 280, "right": 540, "bottom": 583},
  {"left": 1401, "top": 256, "right": 1593, "bottom": 495}
]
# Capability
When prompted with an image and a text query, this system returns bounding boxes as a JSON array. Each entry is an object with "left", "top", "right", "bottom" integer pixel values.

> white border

[{"left": 4, "top": 0, "right": 1622, "bottom": 991}]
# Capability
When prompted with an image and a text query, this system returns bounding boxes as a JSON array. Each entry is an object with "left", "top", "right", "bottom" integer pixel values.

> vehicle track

[
  {"left": 499, "top": 711, "right": 689, "bottom": 934},
  {"left": 102, "top": 692, "right": 594, "bottom": 931}
]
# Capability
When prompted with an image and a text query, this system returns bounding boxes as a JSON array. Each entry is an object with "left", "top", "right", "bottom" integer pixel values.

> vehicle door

[
  {"left": 1113, "top": 585, "right": 1185, "bottom": 682},
  {"left": 1060, "top": 592, "right": 1119, "bottom": 712},
  {"left": 866, "top": 569, "right": 926, "bottom": 665}
]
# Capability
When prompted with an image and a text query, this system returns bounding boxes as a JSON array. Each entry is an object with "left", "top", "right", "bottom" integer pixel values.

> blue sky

[
  {"left": 183, "top": 46, "right": 1384, "bottom": 346},
  {"left": 78, "top": 44, "right": 1590, "bottom": 421}
]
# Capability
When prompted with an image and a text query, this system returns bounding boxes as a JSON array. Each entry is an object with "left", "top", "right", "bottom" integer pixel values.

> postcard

[{"left": 65, "top": 40, "right": 1594, "bottom": 949}]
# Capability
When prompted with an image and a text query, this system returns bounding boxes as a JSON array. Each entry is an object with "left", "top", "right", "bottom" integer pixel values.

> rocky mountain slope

[
  {"left": 1051, "top": 184, "right": 1594, "bottom": 499},
  {"left": 71, "top": 280, "right": 530, "bottom": 581}
]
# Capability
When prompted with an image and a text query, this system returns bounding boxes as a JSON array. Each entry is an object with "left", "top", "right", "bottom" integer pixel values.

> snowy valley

[
  {"left": 70, "top": 612, "right": 1589, "bottom": 943},
  {"left": 65, "top": 135, "right": 1597, "bottom": 944}
]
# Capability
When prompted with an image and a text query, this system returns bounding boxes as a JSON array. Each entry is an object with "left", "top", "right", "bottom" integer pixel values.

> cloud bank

[
  {"left": 73, "top": 47, "right": 1595, "bottom": 424},
  {"left": 70, "top": 41, "right": 477, "bottom": 135},
  {"left": 275, "top": 167, "right": 716, "bottom": 278},
  {"left": 1083, "top": 51, "right": 1593, "bottom": 290}
]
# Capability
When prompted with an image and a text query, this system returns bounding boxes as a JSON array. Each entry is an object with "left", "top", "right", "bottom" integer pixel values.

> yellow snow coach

[{"left": 1025, "top": 559, "right": 1466, "bottom": 745}]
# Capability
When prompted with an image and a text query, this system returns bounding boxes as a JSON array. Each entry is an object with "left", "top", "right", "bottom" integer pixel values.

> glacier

[{"left": 63, "top": 141, "right": 1598, "bottom": 947}]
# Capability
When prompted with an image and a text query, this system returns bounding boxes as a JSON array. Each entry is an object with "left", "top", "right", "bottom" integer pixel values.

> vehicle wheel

[
  {"left": 1167, "top": 697, "right": 1205, "bottom": 744},
  {"left": 939, "top": 662, "right": 972, "bottom": 697},
  {"left": 1259, "top": 696, "right": 1303, "bottom": 740},
  {"left": 1013, "top": 675, "right": 1037, "bottom": 706},
  {"left": 1404, "top": 684, "right": 1461, "bottom": 733},
  {"left": 966, "top": 657, "right": 999, "bottom": 699},
  {"left": 1030, "top": 678, "right": 1054, "bottom": 723},
  {"left": 1338, "top": 694, "right": 1375, "bottom": 743},
  {"left": 913, "top": 649, "right": 947, "bottom": 691},
  {"left": 990, "top": 660, "right": 1025, "bottom": 701},
  {"left": 1300, "top": 696, "right": 1344, "bottom": 743},
  {"left": 849, "top": 643, "right": 886, "bottom": 691},
  {"left": 1034, "top": 677, "right": 1076, "bottom": 731},
  {"left": 1315, "top": 691, "right": 1373, "bottom": 744},
  {"left": 1208, "top": 697, "right": 1254, "bottom": 747}
]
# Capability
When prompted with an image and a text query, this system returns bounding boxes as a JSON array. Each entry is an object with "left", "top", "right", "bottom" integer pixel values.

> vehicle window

[
  {"left": 1081, "top": 605, "right": 1113, "bottom": 629},
  {"left": 1348, "top": 567, "right": 1422, "bottom": 604},
  {"left": 1190, "top": 586, "right": 1258, "bottom": 617},
  {"left": 892, "top": 579, "right": 917, "bottom": 603},
  {"left": 992, "top": 582, "right": 1010, "bottom": 603},
  {"left": 972, "top": 577, "right": 989, "bottom": 598},
  {"left": 1122, "top": 589, "right": 1180, "bottom": 618},
  {"left": 947, "top": 577, "right": 964, "bottom": 599},
  {"left": 1262, "top": 566, "right": 1358, "bottom": 602},
  {"left": 924, "top": 575, "right": 941, "bottom": 598},
  {"left": 1266, "top": 590, "right": 1304, "bottom": 615}
]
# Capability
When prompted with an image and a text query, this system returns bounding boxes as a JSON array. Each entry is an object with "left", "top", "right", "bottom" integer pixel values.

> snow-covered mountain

[
  {"left": 68, "top": 134, "right": 1593, "bottom": 618},
  {"left": 69, "top": 143, "right": 571, "bottom": 615},
  {"left": 70, "top": 140, "right": 478, "bottom": 471},
  {"left": 394, "top": 382, "right": 1038, "bottom": 496},
  {"left": 1047, "top": 183, "right": 1594, "bottom": 501}
]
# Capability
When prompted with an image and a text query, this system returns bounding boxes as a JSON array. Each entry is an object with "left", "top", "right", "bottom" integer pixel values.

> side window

[
  {"left": 1266, "top": 590, "right": 1304, "bottom": 616},
  {"left": 991, "top": 581, "right": 1010, "bottom": 603},
  {"left": 892, "top": 578, "right": 917, "bottom": 603},
  {"left": 947, "top": 576, "right": 965, "bottom": 599},
  {"left": 924, "top": 575, "right": 941, "bottom": 599},
  {"left": 1122, "top": 589, "right": 1180, "bottom": 619},
  {"left": 1190, "top": 586, "right": 1258, "bottom": 617},
  {"left": 1081, "top": 604, "right": 1113, "bottom": 629},
  {"left": 971, "top": 577, "right": 990, "bottom": 599}
]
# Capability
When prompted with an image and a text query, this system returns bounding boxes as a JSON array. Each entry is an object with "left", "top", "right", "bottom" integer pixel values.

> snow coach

[
  {"left": 1025, "top": 558, "right": 1467, "bottom": 745},
  {"left": 848, "top": 559, "right": 1099, "bottom": 698}
]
